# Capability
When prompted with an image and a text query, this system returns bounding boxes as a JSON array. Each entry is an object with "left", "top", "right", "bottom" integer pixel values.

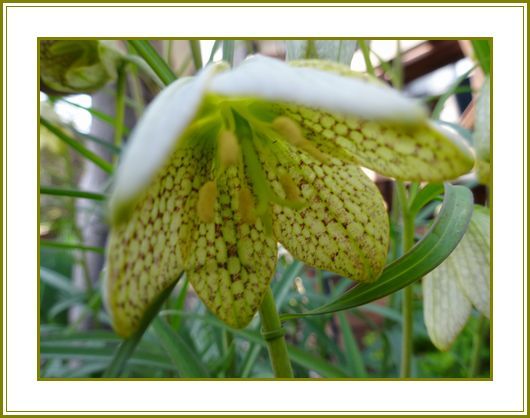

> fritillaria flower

[{"left": 104, "top": 55, "right": 474, "bottom": 337}]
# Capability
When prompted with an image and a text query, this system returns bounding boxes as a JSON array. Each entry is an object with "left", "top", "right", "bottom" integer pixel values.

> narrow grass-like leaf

[
  {"left": 41, "top": 240, "right": 105, "bottom": 254},
  {"left": 208, "top": 40, "right": 222, "bottom": 64},
  {"left": 281, "top": 183, "right": 473, "bottom": 320},
  {"left": 128, "top": 40, "right": 177, "bottom": 86},
  {"left": 58, "top": 99, "right": 130, "bottom": 135},
  {"left": 408, "top": 183, "right": 444, "bottom": 218},
  {"left": 338, "top": 312, "right": 367, "bottom": 377},
  {"left": 40, "top": 186, "right": 106, "bottom": 201},
  {"left": 70, "top": 129, "right": 122, "bottom": 154},
  {"left": 160, "top": 310, "right": 348, "bottom": 378},
  {"left": 151, "top": 317, "right": 210, "bottom": 377},
  {"left": 40, "top": 345, "right": 176, "bottom": 371},
  {"left": 222, "top": 40, "right": 235, "bottom": 65},
  {"left": 273, "top": 260, "right": 303, "bottom": 309},
  {"left": 40, "top": 118, "right": 113, "bottom": 173},
  {"left": 103, "top": 280, "right": 180, "bottom": 377},
  {"left": 40, "top": 267, "right": 78, "bottom": 295},
  {"left": 432, "top": 66, "right": 476, "bottom": 119},
  {"left": 471, "top": 40, "right": 491, "bottom": 74}
]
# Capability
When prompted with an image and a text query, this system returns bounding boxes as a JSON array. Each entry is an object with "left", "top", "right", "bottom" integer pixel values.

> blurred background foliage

[{"left": 39, "top": 39, "right": 490, "bottom": 379}]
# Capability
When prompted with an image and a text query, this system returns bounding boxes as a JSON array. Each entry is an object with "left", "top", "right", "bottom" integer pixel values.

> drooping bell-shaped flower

[{"left": 105, "top": 55, "right": 474, "bottom": 337}]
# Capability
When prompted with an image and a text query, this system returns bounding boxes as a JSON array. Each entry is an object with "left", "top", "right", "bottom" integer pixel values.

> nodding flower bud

[
  {"left": 238, "top": 186, "right": 257, "bottom": 224},
  {"left": 218, "top": 130, "right": 240, "bottom": 169},
  {"left": 197, "top": 181, "right": 217, "bottom": 223},
  {"left": 40, "top": 40, "right": 121, "bottom": 95},
  {"left": 272, "top": 116, "right": 328, "bottom": 163}
]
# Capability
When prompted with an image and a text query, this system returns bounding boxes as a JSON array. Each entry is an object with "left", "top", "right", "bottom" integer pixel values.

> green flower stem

[
  {"left": 113, "top": 63, "right": 127, "bottom": 153},
  {"left": 468, "top": 315, "right": 486, "bottom": 377},
  {"left": 259, "top": 288, "right": 294, "bottom": 378},
  {"left": 189, "top": 40, "right": 203, "bottom": 70},
  {"left": 396, "top": 181, "right": 415, "bottom": 378},
  {"left": 358, "top": 40, "right": 375, "bottom": 77}
]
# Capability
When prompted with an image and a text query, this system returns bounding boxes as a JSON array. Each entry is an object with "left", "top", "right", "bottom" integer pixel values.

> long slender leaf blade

[
  {"left": 129, "top": 40, "right": 177, "bottom": 86},
  {"left": 408, "top": 183, "right": 444, "bottom": 218},
  {"left": 40, "top": 118, "right": 113, "bottom": 173},
  {"left": 471, "top": 40, "right": 491, "bottom": 74},
  {"left": 40, "top": 186, "right": 106, "bottom": 201},
  {"left": 152, "top": 318, "right": 210, "bottom": 377},
  {"left": 281, "top": 183, "right": 473, "bottom": 319},
  {"left": 338, "top": 312, "right": 367, "bottom": 377}
]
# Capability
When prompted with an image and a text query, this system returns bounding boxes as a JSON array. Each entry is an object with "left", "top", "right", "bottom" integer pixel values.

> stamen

[
  {"left": 218, "top": 130, "right": 240, "bottom": 169},
  {"left": 197, "top": 181, "right": 217, "bottom": 223},
  {"left": 272, "top": 116, "right": 329, "bottom": 163},
  {"left": 238, "top": 186, "right": 257, "bottom": 224},
  {"left": 278, "top": 171, "right": 301, "bottom": 202}
]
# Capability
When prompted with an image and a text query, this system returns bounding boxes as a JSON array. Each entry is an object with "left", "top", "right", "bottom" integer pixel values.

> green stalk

[
  {"left": 358, "top": 40, "right": 375, "bottom": 77},
  {"left": 259, "top": 288, "right": 293, "bottom": 378},
  {"left": 113, "top": 64, "right": 127, "bottom": 153},
  {"left": 189, "top": 40, "right": 203, "bottom": 70},
  {"left": 40, "top": 186, "right": 105, "bottom": 201},
  {"left": 468, "top": 315, "right": 486, "bottom": 377},
  {"left": 396, "top": 181, "right": 415, "bottom": 378}
]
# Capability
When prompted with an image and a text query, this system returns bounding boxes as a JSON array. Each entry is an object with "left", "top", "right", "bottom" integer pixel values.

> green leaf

[
  {"left": 103, "top": 281, "right": 179, "bottom": 377},
  {"left": 58, "top": 98, "right": 130, "bottom": 135},
  {"left": 222, "top": 40, "right": 235, "bottom": 65},
  {"left": 432, "top": 65, "right": 476, "bottom": 120},
  {"left": 151, "top": 318, "right": 210, "bottom": 377},
  {"left": 408, "top": 183, "right": 444, "bottom": 218},
  {"left": 208, "top": 40, "right": 222, "bottom": 64},
  {"left": 40, "top": 344, "right": 177, "bottom": 371},
  {"left": 160, "top": 310, "right": 348, "bottom": 378},
  {"left": 281, "top": 183, "right": 473, "bottom": 320},
  {"left": 40, "top": 186, "right": 106, "bottom": 201},
  {"left": 286, "top": 40, "right": 358, "bottom": 65},
  {"left": 471, "top": 40, "right": 491, "bottom": 74},
  {"left": 128, "top": 40, "right": 177, "bottom": 86},
  {"left": 337, "top": 312, "right": 367, "bottom": 377},
  {"left": 40, "top": 267, "right": 78, "bottom": 295},
  {"left": 40, "top": 117, "right": 113, "bottom": 173},
  {"left": 40, "top": 240, "right": 105, "bottom": 254}
]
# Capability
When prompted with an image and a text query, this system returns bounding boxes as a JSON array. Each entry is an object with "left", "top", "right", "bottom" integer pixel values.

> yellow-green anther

[
  {"left": 218, "top": 130, "right": 240, "bottom": 168},
  {"left": 279, "top": 172, "right": 301, "bottom": 202},
  {"left": 197, "top": 181, "right": 217, "bottom": 223},
  {"left": 272, "top": 116, "right": 328, "bottom": 163},
  {"left": 239, "top": 186, "right": 257, "bottom": 224}
]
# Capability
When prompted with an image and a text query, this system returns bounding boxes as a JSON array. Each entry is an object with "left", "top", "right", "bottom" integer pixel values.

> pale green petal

[
  {"left": 280, "top": 104, "right": 475, "bottom": 182},
  {"left": 453, "top": 206, "right": 491, "bottom": 318},
  {"left": 423, "top": 262, "right": 472, "bottom": 351},
  {"left": 184, "top": 166, "right": 278, "bottom": 329},
  {"left": 422, "top": 205, "right": 490, "bottom": 350},
  {"left": 255, "top": 139, "right": 389, "bottom": 282},
  {"left": 104, "top": 147, "right": 205, "bottom": 337},
  {"left": 110, "top": 62, "right": 227, "bottom": 224},
  {"left": 209, "top": 55, "right": 426, "bottom": 122}
]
